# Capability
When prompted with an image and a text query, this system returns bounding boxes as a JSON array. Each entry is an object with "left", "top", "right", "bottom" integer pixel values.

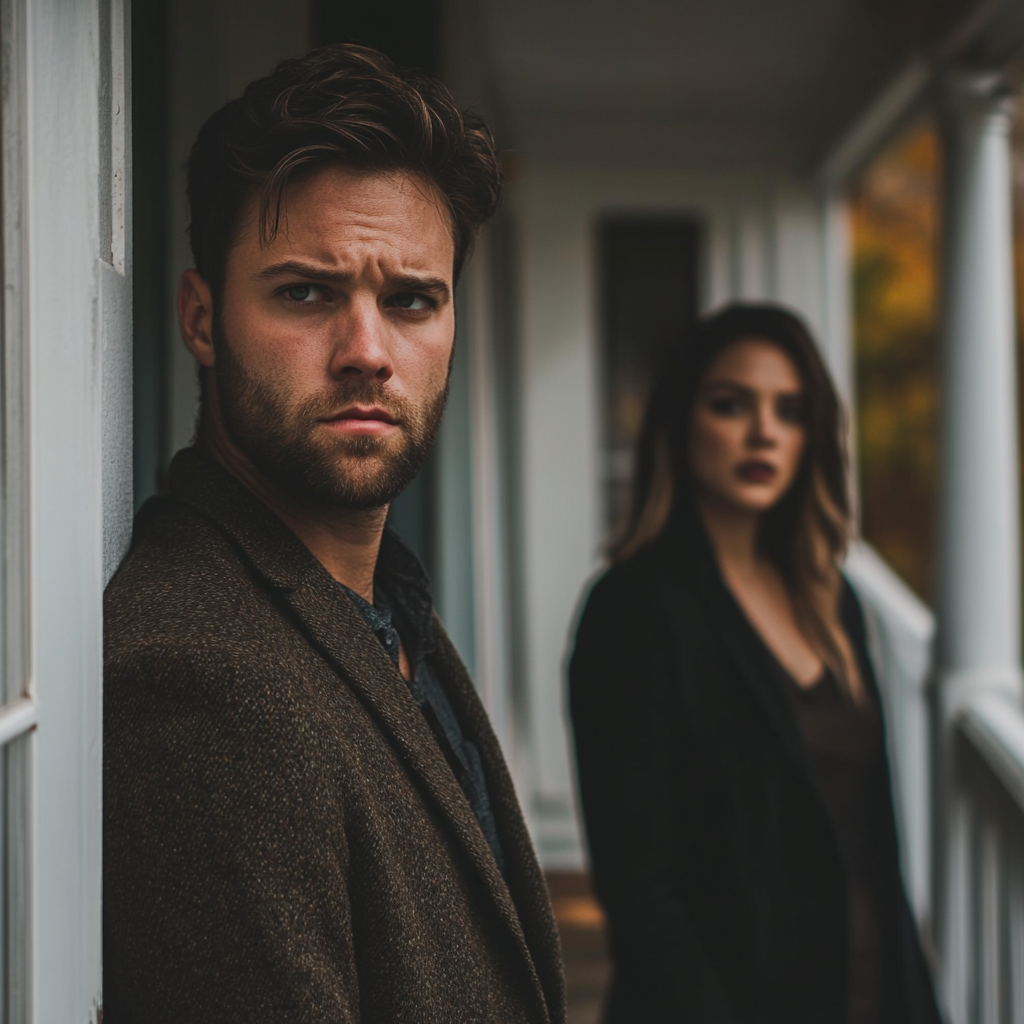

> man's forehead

[{"left": 233, "top": 164, "right": 455, "bottom": 270}]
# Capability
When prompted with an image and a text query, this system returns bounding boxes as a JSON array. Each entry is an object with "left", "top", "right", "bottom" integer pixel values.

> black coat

[{"left": 568, "top": 511, "right": 943, "bottom": 1024}]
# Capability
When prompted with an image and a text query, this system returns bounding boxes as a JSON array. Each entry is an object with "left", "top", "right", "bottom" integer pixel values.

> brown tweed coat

[{"left": 103, "top": 447, "right": 565, "bottom": 1024}]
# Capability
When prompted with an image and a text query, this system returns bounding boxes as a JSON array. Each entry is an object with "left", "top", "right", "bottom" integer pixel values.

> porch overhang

[{"left": 473, "top": 0, "right": 1024, "bottom": 173}]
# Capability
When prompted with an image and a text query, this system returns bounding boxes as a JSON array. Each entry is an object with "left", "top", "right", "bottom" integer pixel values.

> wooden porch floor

[{"left": 546, "top": 872, "right": 612, "bottom": 1024}]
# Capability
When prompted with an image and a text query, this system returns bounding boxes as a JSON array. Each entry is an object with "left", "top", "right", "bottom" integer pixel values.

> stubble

[{"left": 211, "top": 324, "right": 448, "bottom": 511}]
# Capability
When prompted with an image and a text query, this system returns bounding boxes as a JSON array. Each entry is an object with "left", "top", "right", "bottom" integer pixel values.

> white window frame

[
  {"left": 0, "top": 0, "right": 131, "bottom": 1019},
  {"left": 1, "top": 0, "right": 36, "bottom": 1018}
]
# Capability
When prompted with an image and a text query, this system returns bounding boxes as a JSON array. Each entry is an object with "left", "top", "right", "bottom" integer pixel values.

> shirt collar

[
  {"left": 347, "top": 526, "right": 436, "bottom": 671},
  {"left": 164, "top": 447, "right": 437, "bottom": 667}
]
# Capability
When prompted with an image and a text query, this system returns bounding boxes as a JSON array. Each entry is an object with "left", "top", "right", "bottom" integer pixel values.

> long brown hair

[{"left": 611, "top": 303, "right": 862, "bottom": 702}]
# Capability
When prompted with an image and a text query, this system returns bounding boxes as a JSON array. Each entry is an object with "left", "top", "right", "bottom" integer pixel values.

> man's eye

[
  {"left": 389, "top": 293, "right": 431, "bottom": 311},
  {"left": 285, "top": 284, "right": 324, "bottom": 303}
]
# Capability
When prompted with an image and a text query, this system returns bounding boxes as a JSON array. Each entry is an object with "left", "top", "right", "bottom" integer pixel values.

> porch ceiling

[{"left": 476, "top": 0, "right": 980, "bottom": 171}]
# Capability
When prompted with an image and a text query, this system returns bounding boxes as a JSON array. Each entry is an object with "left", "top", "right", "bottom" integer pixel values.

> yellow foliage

[
  {"left": 851, "top": 122, "right": 939, "bottom": 600},
  {"left": 854, "top": 103, "right": 1024, "bottom": 601}
]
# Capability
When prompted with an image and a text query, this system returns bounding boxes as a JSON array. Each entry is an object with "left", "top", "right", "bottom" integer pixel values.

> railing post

[
  {"left": 937, "top": 72, "right": 1022, "bottom": 716},
  {"left": 935, "top": 71, "right": 1023, "bottom": 1023}
]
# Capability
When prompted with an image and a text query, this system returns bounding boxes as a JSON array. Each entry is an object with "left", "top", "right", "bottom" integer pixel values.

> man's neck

[{"left": 200, "top": 430, "right": 387, "bottom": 603}]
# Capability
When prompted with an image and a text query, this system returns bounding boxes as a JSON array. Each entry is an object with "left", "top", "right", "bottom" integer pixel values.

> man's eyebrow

[
  {"left": 252, "top": 262, "right": 451, "bottom": 302},
  {"left": 389, "top": 275, "right": 451, "bottom": 301},
  {"left": 253, "top": 260, "right": 352, "bottom": 282}
]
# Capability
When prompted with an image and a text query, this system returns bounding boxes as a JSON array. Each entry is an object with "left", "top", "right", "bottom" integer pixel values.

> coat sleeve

[
  {"left": 569, "top": 567, "right": 739, "bottom": 1023},
  {"left": 103, "top": 645, "right": 358, "bottom": 1024}
]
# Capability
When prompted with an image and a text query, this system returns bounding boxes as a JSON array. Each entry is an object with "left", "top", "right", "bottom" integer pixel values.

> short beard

[{"left": 209, "top": 322, "right": 448, "bottom": 511}]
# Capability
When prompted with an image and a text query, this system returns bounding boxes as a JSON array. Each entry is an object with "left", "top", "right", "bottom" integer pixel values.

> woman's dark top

[
  {"left": 781, "top": 668, "right": 894, "bottom": 1024},
  {"left": 568, "top": 509, "right": 944, "bottom": 1024}
]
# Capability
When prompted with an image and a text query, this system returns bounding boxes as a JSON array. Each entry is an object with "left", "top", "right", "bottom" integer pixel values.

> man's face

[{"left": 209, "top": 165, "right": 456, "bottom": 510}]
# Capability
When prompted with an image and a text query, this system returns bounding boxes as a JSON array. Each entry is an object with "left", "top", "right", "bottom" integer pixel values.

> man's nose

[{"left": 328, "top": 296, "right": 395, "bottom": 382}]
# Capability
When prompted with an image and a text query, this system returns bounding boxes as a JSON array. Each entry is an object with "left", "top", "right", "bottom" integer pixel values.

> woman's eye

[
  {"left": 709, "top": 395, "right": 744, "bottom": 416},
  {"left": 777, "top": 400, "right": 805, "bottom": 424},
  {"left": 285, "top": 284, "right": 324, "bottom": 303},
  {"left": 389, "top": 293, "right": 431, "bottom": 311}
]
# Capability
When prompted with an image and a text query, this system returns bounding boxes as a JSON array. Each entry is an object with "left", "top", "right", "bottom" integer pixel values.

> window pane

[{"left": 1, "top": 733, "right": 29, "bottom": 1024}]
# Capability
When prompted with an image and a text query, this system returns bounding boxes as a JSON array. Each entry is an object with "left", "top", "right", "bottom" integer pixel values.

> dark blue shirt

[{"left": 340, "top": 530, "right": 506, "bottom": 877}]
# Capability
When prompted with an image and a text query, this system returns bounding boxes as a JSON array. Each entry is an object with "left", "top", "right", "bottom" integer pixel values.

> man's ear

[{"left": 178, "top": 269, "right": 217, "bottom": 368}]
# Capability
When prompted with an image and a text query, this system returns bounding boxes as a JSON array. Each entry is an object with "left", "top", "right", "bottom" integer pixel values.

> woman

[{"left": 569, "top": 304, "right": 942, "bottom": 1024}]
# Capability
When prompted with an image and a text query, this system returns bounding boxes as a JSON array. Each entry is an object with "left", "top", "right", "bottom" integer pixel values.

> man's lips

[
  {"left": 735, "top": 459, "right": 777, "bottom": 483},
  {"left": 320, "top": 406, "right": 400, "bottom": 434}
]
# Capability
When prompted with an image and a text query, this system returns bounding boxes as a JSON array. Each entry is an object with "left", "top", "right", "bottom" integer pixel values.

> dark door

[{"left": 600, "top": 218, "right": 701, "bottom": 532}]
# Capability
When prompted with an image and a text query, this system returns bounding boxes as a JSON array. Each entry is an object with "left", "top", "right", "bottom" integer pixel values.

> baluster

[
  {"left": 943, "top": 793, "right": 975, "bottom": 1024},
  {"left": 978, "top": 818, "right": 1003, "bottom": 1024},
  {"left": 1008, "top": 835, "right": 1024, "bottom": 1023}
]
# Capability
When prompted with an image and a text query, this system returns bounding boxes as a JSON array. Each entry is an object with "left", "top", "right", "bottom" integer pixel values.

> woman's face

[{"left": 688, "top": 338, "right": 807, "bottom": 514}]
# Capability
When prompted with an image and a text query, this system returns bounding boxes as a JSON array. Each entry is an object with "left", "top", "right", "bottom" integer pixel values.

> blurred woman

[{"left": 569, "top": 304, "right": 942, "bottom": 1024}]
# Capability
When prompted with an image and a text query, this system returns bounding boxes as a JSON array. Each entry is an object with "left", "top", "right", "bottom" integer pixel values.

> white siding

[{"left": 511, "top": 163, "right": 844, "bottom": 865}]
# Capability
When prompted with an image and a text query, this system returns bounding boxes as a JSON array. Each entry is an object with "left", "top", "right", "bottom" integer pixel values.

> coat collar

[
  {"left": 165, "top": 447, "right": 552, "bottom": 1022},
  {"left": 660, "top": 500, "right": 814, "bottom": 778}
]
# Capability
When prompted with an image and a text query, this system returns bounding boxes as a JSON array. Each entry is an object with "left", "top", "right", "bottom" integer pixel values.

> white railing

[
  {"left": 941, "top": 692, "right": 1024, "bottom": 1024},
  {"left": 930, "top": 68, "right": 1024, "bottom": 1024},
  {"left": 846, "top": 541, "right": 936, "bottom": 925},
  {"left": 847, "top": 542, "right": 1024, "bottom": 1023}
]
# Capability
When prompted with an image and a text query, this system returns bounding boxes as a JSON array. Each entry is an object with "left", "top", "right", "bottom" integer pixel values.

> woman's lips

[
  {"left": 735, "top": 460, "right": 777, "bottom": 483},
  {"left": 320, "top": 406, "right": 400, "bottom": 435}
]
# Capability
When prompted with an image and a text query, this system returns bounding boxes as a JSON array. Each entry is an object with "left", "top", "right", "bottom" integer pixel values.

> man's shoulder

[
  {"left": 108, "top": 494, "right": 242, "bottom": 596},
  {"left": 104, "top": 495, "right": 281, "bottom": 662}
]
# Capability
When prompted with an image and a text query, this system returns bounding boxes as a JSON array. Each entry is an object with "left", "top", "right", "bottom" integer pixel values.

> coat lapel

[
  {"left": 273, "top": 583, "right": 553, "bottom": 1024},
  {"left": 427, "top": 626, "right": 566, "bottom": 1022},
  {"left": 663, "top": 513, "right": 814, "bottom": 779},
  {"left": 165, "top": 448, "right": 552, "bottom": 1022},
  {"left": 281, "top": 577, "right": 525, "bottom": 903}
]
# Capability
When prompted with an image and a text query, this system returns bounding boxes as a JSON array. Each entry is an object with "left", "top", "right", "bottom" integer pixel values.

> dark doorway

[
  {"left": 599, "top": 218, "right": 701, "bottom": 532},
  {"left": 312, "top": 0, "right": 440, "bottom": 75},
  {"left": 131, "top": 0, "right": 170, "bottom": 509}
]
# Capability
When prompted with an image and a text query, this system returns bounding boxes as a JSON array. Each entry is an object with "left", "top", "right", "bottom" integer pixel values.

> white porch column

[
  {"left": 936, "top": 74, "right": 1023, "bottom": 714},
  {"left": 935, "top": 73, "right": 1022, "bottom": 1024}
]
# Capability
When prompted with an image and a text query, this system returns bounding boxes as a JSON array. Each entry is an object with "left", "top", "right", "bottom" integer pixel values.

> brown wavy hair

[
  {"left": 611, "top": 303, "right": 862, "bottom": 701},
  {"left": 186, "top": 43, "right": 503, "bottom": 299}
]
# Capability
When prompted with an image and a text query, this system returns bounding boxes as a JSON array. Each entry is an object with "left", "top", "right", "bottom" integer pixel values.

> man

[{"left": 104, "top": 45, "right": 564, "bottom": 1023}]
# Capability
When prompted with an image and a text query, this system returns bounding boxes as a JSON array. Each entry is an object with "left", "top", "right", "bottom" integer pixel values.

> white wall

[
  {"left": 102, "top": 0, "right": 133, "bottom": 581},
  {"left": 14, "top": 0, "right": 131, "bottom": 1017},
  {"left": 512, "top": 162, "right": 846, "bottom": 865}
]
